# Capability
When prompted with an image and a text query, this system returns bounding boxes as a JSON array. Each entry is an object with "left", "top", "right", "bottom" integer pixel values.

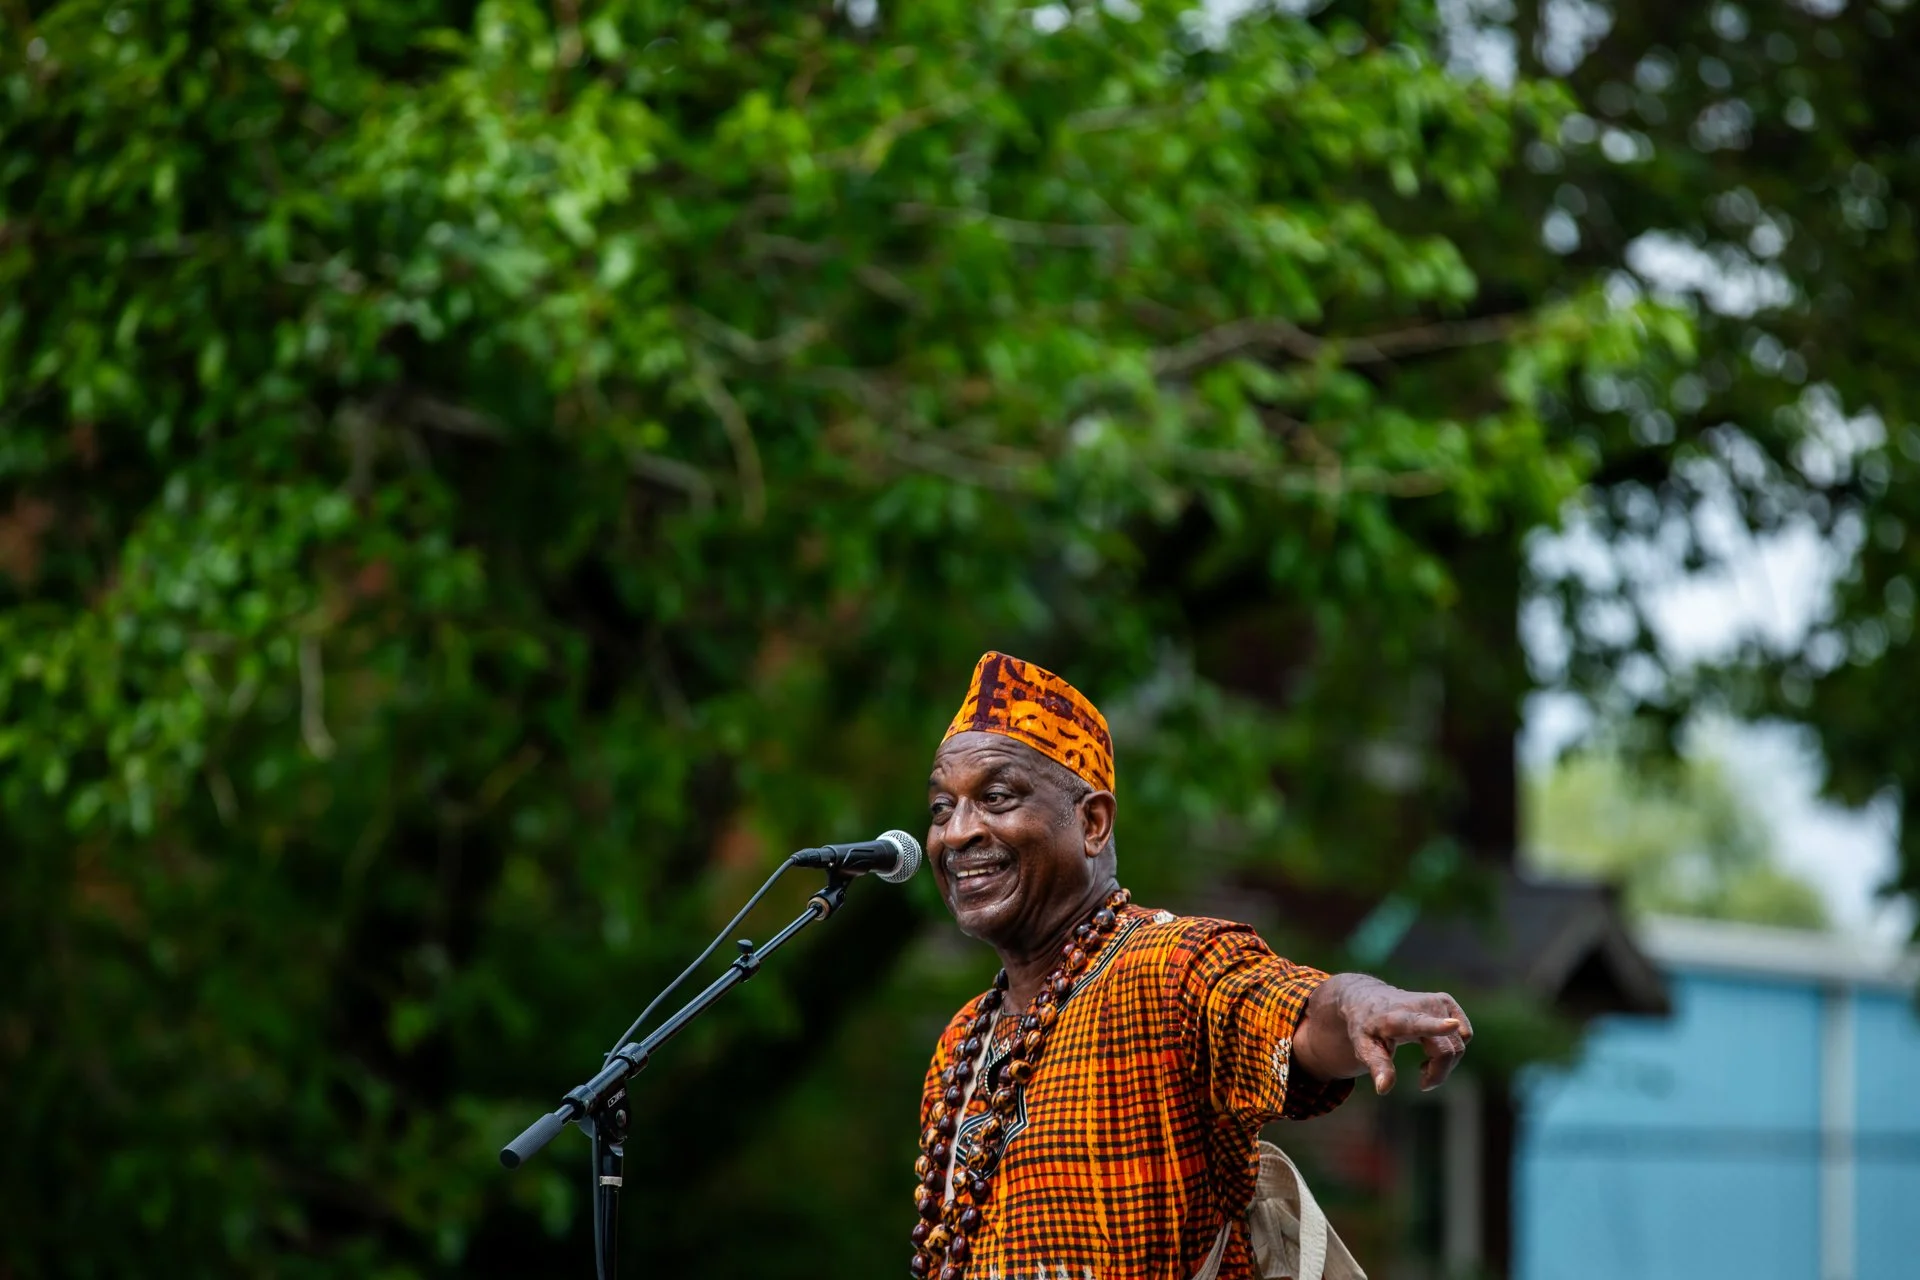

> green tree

[
  {"left": 1524, "top": 749, "right": 1829, "bottom": 928},
  {"left": 0, "top": 0, "right": 1722, "bottom": 1276},
  {"left": 1473, "top": 0, "right": 1920, "bottom": 918}
]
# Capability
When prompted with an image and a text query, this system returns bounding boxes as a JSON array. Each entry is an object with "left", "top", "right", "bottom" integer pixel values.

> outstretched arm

[{"left": 1290, "top": 974, "right": 1472, "bottom": 1094}]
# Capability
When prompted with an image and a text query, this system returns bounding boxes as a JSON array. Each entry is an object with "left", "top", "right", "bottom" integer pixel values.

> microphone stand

[{"left": 500, "top": 868, "right": 857, "bottom": 1280}]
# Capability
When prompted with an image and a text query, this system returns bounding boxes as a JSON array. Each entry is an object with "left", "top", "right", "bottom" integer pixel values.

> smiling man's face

[{"left": 926, "top": 730, "right": 1111, "bottom": 951}]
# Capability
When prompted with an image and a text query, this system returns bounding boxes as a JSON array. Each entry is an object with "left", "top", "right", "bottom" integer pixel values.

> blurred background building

[
  {"left": 1257, "top": 905, "right": 1920, "bottom": 1280},
  {"left": 1517, "top": 916, "right": 1920, "bottom": 1280}
]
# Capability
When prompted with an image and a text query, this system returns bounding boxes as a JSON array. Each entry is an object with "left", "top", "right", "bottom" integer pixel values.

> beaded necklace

[{"left": 909, "top": 887, "right": 1133, "bottom": 1280}]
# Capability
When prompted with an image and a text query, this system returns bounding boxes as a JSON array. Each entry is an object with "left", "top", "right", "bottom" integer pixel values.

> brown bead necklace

[{"left": 909, "top": 887, "right": 1133, "bottom": 1280}]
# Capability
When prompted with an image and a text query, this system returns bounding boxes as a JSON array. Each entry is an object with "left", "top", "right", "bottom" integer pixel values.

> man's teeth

[{"left": 955, "top": 865, "right": 1005, "bottom": 881}]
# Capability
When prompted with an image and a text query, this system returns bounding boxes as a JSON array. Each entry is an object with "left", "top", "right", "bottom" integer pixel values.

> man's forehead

[{"left": 928, "top": 731, "right": 1047, "bottom": 784}]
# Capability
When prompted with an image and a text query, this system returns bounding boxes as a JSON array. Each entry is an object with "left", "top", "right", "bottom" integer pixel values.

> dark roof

[{"left": 1385, "top": 873, "right": 1671, "bottom": 1019}]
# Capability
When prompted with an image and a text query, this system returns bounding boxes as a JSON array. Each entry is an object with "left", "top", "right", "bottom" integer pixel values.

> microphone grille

[{"left": 875, "top": 830, "right": 923, "bottom": 884}]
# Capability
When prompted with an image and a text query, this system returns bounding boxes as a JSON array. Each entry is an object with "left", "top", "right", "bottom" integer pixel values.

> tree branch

[
  {"left": 626, "top": 450, "right": 716, "bottom": 512},
  {"left": 894, "top": 202, "right": 1134, "bottom": 248},
  {"left": 298, "top": 633, "right": 337, "bottom": 761},
  {"left": 206, "top": 766, "right": 238, "bottom": 826},
  {"left": 1175, "top": 448, "right": 1451, "bottom": 498},
  {"left": 882, "top": 432, "right": 1035, "bottom": 493},
  {"left": 1150, "top": 317, "right": 1323, "bottom": 376},
  {"left": 821, "top": 91, "right": 982, "bottom": 171},
  {"left": 1149, "top": 313, "right": 1520, "bottom": 379},
  {"left": 688, "top": 309, "right": 826, "bottom": 364},
  {"left": 688, "top": 355, "right": 767, "bottom": 524},
  {"left": 746, "top": 234, "right": 919, "bottom": 309},
  {"left": 391, "top": 390, "right": 504, "bottom": 439},
  {"left": 1062, "top": 102, "right": 1187, "bottom": 134},
  {"left": 369, "top": 389, "right": 719, "bottom": 509}
]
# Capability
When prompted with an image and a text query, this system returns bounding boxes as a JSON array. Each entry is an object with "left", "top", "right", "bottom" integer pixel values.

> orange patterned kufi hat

[{"left": 943, "top": 651, "right": 1115, "bottom": 794}]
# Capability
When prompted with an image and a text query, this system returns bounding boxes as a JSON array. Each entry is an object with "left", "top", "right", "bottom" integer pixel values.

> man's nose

[{"left": 941, "top": 798, "right": 987, "bottom": 852}]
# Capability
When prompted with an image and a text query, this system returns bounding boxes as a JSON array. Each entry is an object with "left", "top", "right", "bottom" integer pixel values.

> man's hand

[{"left": 1291, "top": 974, "right": 1472, "bottom": 1094}]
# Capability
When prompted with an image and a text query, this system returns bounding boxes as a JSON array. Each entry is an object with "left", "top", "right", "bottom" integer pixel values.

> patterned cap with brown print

[{"left": 942, "top": 651, "right": 1114, "bottom": 794}]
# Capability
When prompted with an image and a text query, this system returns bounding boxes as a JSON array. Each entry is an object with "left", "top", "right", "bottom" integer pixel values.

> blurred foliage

[
  {"left": 1487, "top": 0, "right": 1920, "bottom": 915},
  {"left": 1524, "top": 749, "right": 1828, "bottom": 928},
  {"left": 3, "top": 0, "right": 1906, "bottom": 1276}
]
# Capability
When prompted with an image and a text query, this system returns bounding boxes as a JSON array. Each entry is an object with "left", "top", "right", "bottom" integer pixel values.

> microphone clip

[{"left": 807, "top": 868, "right": 855, "bottom": 920}]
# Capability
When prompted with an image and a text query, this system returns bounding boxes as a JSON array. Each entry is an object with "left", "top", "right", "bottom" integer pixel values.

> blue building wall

[
  {"left": 1516, "top": 957, "right": 1920, "bottom": 1280},
  {"left": 1853, "top": 989, "right": 1920, "bottom": 1279}
]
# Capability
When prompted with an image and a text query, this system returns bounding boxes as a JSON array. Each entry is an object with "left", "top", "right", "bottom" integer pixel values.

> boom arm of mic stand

[{"left": 499, "top": 867, "right": 856, "bottom": 1244}]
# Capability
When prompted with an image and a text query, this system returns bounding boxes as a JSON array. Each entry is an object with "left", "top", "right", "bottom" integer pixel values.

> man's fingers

[
  {"left": 1418, "top": 1034, "right": 1467, "bottom": 1091},
  {"left": 1434, "top": 993, "right": 1473, "bottom": 1045},
  {"left": 1326, "top": 985, "right": 1473, "bottom": 1093},
  {"left": 1356, "top": 1036, "right": 1397, "bottom": 1095},
  {"left": 1375, "top": 1011, "right": 1461, "bottom": 1044}
]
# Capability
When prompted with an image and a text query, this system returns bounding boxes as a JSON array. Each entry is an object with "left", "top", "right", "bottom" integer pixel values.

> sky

[{"left": 1521, "top": 515, "right": 1913, "bottom": 945}]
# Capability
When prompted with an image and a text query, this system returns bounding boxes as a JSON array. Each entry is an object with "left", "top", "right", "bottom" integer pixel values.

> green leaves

[{"left": 0, "top": 1, "right": 1702, "bottom": 1275}]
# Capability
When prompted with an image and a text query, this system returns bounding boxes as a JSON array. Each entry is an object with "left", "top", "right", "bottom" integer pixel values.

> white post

[
  {"left": 1443, "top": 1074, "right": 1483, "bottom": 1275},
  {"left": 1819, "top": 982, "right": 1856, "bottom": 1280}
]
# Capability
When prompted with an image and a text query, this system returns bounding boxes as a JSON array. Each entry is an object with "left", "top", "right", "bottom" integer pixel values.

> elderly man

[{"left": 911, "top": 653, "right": 1471, "bottom": 1280}]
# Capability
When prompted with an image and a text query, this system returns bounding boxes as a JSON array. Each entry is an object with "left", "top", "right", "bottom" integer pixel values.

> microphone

[{"left": 790, "top": 829, "right": 923, "bottom": 884}]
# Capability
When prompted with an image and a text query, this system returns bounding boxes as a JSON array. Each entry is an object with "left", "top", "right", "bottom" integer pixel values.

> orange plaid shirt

[{"left": 919, "top": 906, "right": 1352, "bottom": 1280}]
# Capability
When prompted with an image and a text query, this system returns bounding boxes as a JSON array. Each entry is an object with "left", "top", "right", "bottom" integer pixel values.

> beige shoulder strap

[
  {"left": 1250, "top": 1141, "right": 1330, "bottom": 1280},
  {"left": 1190, "top": 1141, "right": 1365, "bottom": 1280}
]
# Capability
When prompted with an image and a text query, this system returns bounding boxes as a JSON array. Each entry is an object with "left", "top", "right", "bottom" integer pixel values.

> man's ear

[{"left": 1080, "top": 790, "right": 1116, "bottom": 859}]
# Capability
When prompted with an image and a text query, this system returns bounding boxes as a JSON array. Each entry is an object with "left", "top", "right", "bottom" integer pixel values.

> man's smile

[{"left": 946, "top": 849, "right": 1016, "bottom": 902}]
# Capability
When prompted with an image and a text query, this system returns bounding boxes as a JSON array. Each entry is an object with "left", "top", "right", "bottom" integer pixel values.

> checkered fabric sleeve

[{"left": 1170, "top": 920, "right": 1354, "bottom": 1125}]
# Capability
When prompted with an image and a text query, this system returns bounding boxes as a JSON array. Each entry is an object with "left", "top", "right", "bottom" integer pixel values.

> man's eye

[
  {"left": 930, "top": 801, "right": 953, "bottom": 820},
  {"left": 984, "top": 790, "right": 1011, "bottom": 803}
]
